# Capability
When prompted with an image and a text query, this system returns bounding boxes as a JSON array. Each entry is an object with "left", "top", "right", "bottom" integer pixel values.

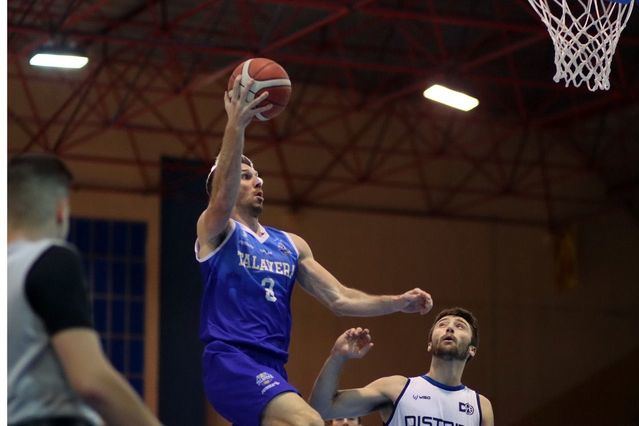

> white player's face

[
  {"left": 236, "top": 164, "right": 264, "bottom": 215},
  {"left": 429, "top": 315, "right": 476, "bottom": 362}
]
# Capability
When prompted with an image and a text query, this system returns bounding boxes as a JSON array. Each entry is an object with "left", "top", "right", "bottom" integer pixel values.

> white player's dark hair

[
  {"left": 428, "top": 307, "right": 480, "bottom": 364},
  {"left": 428, "top": 307, "right": 479, "bottom": 348},
  {"left": 8, "top": 153, "right": 73, "bottom": 228},
  {"left": 206, "top": 155, "right": 255, "bottom": 196}
]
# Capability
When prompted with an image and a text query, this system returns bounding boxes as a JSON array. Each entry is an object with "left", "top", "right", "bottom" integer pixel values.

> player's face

[
  {"left": 331, "top": 418, "right": 360, "bottom": 426},
  {"left": 237, "top": 164, "right": 264, "bottom": 215},
  {"left": 429, "top": 315, "right": 476, "bottom": 362}
]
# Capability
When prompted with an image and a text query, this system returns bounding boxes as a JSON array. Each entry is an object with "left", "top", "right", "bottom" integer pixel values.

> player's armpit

[{"left": 196, "top": 215, "right": 234, "bottom": 258}]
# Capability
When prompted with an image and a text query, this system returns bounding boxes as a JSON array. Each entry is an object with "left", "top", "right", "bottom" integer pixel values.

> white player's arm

[
  {"left": 311, "top": 376, "right": 398, "bottom": 420},
  {"left": 288, "top": 233, "right": 434, "bottom": 316},
  {"left": 309, "top": 329, "right": 398, "bottom": 419},
  {"left": 479, "top": 394, "right": 494, "bottom": 426},
  {"left": 197, "top": 77, "right": 271, "bottom": 249},
  {"left": 52, "top": 328, "right": 161, "bottom": 426}
]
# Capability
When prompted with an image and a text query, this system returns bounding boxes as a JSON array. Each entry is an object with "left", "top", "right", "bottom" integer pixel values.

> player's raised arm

[
  {"left": 288, "top": 232, "right": 434, "bottom": 317},
  {"left": 197, "top": 77, "right": 271, "bottom": 252},
  {"left": 310, "top": 328, "right": 401, "bottom": 420}
]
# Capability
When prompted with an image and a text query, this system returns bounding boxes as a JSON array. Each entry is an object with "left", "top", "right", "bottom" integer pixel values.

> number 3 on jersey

[{"left": 261, "top": 277, "right": 277, "bottom": 302}]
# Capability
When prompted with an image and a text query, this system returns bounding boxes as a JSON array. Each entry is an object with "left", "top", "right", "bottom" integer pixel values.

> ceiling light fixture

[
  {"left": 29, "top": 45, "right": 88, "bottom": 69},
  {"left": 423, "top": 84, "right": 479, "bottom": 112}
]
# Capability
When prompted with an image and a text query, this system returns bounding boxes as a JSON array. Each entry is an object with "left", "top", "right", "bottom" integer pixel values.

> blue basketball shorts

[{"left": 202, "top": 341, "right": 299, "bottom": 426}]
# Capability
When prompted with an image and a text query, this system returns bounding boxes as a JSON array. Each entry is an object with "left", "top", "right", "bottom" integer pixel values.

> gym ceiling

[{"left": 8, "top": 0, "right": 639, "bottom": 227}]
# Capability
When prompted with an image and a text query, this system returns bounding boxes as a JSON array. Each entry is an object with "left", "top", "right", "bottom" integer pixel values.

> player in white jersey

[{"left": 310, "top": 307, "right": 494, "bottom": 426}]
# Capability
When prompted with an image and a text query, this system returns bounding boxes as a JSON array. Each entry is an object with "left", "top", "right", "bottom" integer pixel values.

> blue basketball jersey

[{"left": 196, "top": 220, "right": 299, "bottom": 361}]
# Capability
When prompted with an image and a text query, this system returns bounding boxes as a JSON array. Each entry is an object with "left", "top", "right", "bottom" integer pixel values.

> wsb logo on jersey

[
  {"left": 458, "top": 402, "right": 475, "bottom": 415},
  {"left": 412, "top": 394, "right": 431, "bottom": 400}
]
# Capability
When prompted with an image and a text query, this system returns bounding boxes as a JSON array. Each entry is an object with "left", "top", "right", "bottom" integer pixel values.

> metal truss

[{"left": 7, "top": 0, "right": 639, "bottom": 227}]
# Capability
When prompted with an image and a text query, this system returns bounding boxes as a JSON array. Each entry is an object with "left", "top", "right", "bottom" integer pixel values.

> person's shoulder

[
  {"left": 19, "top": 238, "right": 78, "bottom": 257},
  {"left": 264, "top": 224, "right": 291, "bottom": 237},
  {"left": 380, "top": 374, "right": 409, "bottom": 384},
  {"left": 30, "top": 241, "right": 84, "bottom": 283},
  {"left": 367, "top": 375, "right": 408, "bottom": 399},
  {"left": 478, "top": 393, "right": 492, "bottom": 407},
  {"left": 266, "top": 224, "right": 291, "bottom": 236},
  {"left": 40, "top": 241, "right": 81, "bottom": 263},
  {"left": 478, "top": 393, "right": 494, "bottom": 424},
  {"left": 51, "top": 239, "right": 79, "bottom": 251},
  {"left": 278, "top": 228, "right": 300, "bottom": 243},
  {"left": 282, "top": 231, "right": 310, "bottom": 255}
]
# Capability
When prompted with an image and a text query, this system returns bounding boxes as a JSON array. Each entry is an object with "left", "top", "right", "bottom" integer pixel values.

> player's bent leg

[{"left": 261, "top": 392, "right": 324, "bottom": 426}]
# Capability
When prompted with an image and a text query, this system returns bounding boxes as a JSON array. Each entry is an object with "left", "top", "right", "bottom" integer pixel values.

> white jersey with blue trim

[{"left": 386, "top": 375, "right": 482, "bottom": 426}]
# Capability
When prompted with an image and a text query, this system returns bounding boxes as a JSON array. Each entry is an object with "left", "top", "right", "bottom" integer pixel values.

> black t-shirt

[{"left": 25, "top": 245, "right": 93, "bottom": 335}]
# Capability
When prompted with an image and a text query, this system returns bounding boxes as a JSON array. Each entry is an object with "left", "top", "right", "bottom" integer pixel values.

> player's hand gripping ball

[{"left": 227, "top": 58, "right": 291, "bottom": 121}]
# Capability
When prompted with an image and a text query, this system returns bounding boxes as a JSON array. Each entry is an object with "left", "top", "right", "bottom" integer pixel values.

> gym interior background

[{"left": 7, "top": 1, "right": 639, "bottom": 425}]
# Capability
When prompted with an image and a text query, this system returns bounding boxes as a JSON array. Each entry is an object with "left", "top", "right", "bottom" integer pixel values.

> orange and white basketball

[{"left": 227, "top": 58, "right": 292, "bottom": 121}]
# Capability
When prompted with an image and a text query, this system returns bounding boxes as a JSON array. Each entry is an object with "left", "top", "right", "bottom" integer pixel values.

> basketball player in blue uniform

[
  {"left": 196, "top": 76, "right": 434, "bottom": 425},
  {"left": 310, "top": 307, "right": 494, "bottom": 426}
]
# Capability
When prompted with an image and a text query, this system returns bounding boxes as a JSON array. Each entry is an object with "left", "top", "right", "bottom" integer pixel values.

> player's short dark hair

[
  {"left": 428, "top": 307, "right": 479, "bottom": 348},
  {"left": 206, "top": 155, "right": 255, "bottom": 196},
  {"left": 8, "top": 153, "right": 74, "bottom": 226}
]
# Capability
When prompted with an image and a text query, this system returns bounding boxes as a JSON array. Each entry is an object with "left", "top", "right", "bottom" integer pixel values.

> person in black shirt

[{"left": 8, "top": 154, "right": 160, "bottom": 426}]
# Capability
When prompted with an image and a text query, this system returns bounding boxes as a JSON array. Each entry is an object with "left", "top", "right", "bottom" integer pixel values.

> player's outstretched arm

[
  {"left": 197, "top": 77, "right": 272, "bottom": 251},
  {"left": 288, "top": 233, "right": 434, "bottom": 316},
  {"left": 480, "top": 394, "right": 494, "bottom": 426},
  {"left": 309, "top": 328, "right": 397, "bottom": 420}
]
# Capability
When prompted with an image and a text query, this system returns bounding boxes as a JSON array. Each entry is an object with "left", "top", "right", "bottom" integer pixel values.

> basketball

[{"left": 227, "top": 58, "right": 292, "bottom": 121}]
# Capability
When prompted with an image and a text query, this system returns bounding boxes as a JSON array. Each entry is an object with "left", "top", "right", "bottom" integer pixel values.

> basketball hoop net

[{"left": 527, "top": 0, "right": 635, "bottom": 91}]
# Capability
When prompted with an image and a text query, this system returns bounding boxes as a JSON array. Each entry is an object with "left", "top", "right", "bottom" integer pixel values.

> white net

[{"left": 527, "top": 0, "right": 635, "bottom": 91}]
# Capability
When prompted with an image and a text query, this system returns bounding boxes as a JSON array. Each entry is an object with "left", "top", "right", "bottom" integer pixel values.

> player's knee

[
  {"left": 308, "top": 410, "right": 325, "bottom": 426},
  {"left": 292, "top": 408, "right": 323, "bottom": 426},
  {"left": 263, "top": 407, "right": 323, "bottom": 426}
]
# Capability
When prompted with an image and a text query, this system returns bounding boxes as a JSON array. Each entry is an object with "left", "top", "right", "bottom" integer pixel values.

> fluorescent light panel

[
  {"left": 29, "top": 53, "right": 88, "bottom": 69},
  {"left": 423, "top": 84, "right": 478, "bottom": 111}
]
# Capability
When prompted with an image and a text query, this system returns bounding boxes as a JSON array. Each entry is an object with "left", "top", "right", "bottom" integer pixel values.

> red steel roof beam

[
  {"left": 21, "top": 61, "right": 106, "bottom": 153},
  {"left": 425, "top": 0, "right": 450, "bottom": 61},
  {"left": 364, "top": 6, "right": 544, "bottom": 34},
  {"left": 56, "top": 53, "right": 162, "bottom": 151},
  {"left": 111, "top": 0, "right": 377, "bottom": 125},
  {"left": 11, "top": 59, "right": 51, "bottom": 148}
]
